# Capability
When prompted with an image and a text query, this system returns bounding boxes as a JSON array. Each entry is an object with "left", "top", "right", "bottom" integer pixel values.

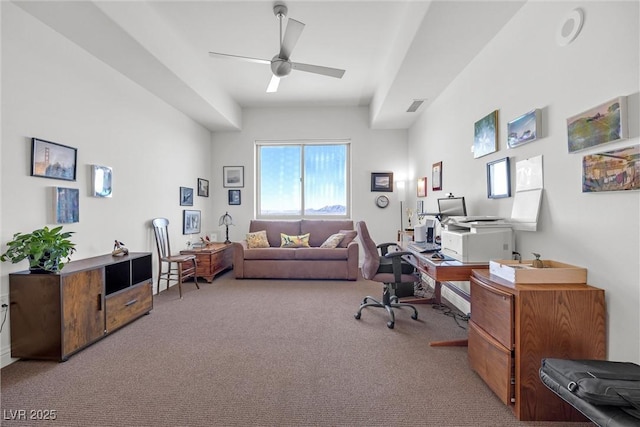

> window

[{"left": 256, "top": 141, "right": 350, "bottom": 218}]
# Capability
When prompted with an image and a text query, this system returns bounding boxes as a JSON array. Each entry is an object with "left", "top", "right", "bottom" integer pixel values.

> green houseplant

[{"left": 0, "top": 226, "right": 76, "bottom": 273}]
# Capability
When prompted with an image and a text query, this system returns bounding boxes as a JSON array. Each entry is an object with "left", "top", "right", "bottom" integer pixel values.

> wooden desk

[
  {"left": 180, "top": 243, "right": 234, "bottom": 283},
  {"left": 398, "top": 244, "right": 487, "bottom": 346}
]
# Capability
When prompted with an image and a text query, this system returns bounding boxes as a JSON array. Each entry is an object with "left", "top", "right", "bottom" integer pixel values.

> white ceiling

[{"left": 14, "top": 0, "right": 526, "bottom": 131}]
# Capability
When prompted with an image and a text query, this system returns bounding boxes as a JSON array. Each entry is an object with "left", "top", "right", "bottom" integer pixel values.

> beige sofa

[{"left": 233, "top": 219, "right": 359, "bottom": 280}]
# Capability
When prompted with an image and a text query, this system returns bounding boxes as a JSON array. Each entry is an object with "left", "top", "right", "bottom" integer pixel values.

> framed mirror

[{"left": 487, "top": 157, "right": 511, "bottom": 199}]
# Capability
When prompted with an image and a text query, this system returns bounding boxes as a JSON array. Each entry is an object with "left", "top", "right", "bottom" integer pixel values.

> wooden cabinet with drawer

[
  {"left": 469, "top": 269, "right": 606, "bottom": 422},
  {"left": 9, "top": 253, "right": 153, "bottom": 361}
]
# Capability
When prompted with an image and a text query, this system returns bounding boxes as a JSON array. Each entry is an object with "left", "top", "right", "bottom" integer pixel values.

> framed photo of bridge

[{"left": 31, "top": 138, "right": 77, "bottom": 181}]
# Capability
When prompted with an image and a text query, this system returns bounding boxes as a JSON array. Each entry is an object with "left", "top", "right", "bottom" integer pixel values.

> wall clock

[{"left": 375, "top": 195, "right": 389, "bottom": 208}]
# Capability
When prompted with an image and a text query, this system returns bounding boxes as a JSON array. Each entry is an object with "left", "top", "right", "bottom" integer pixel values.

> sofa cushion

[
  {"left": 243, "top": 248, "right": 297, "bottom": 260},
  {"left": 250, "top": 220, "right": 301, "bottom": 247},
  {"left": 338, "top": 229, "right": 357, "bottom": 248},
  {"left": 320, "top": 233, "right": 345, "bottom": 248},
  {"left": 246, "top": 230, "right": 270, "bottom": 249},
  {"left": 294, "top": 248, "right": 349, "bottom": 260},
  {"left": 280, "top": 233, "right": 310, "bottom": 248},
  {"left": 301, "top": 220, "right": 354, "bottom": 247}
]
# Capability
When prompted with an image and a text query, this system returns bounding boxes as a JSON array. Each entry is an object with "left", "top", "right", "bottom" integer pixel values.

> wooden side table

[{"left": 180, "top": 243, "right": 234, "bottom": 283}]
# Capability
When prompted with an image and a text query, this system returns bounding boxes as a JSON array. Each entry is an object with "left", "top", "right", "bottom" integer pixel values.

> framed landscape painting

[
  {"left": 567, "top": 96, "right": 628, "bottom": 153},
  {"left": 508, "top": 109, "right": 540, "bottom": 148},
  {"left": 223, "top": 166, "right": 244, "bottom": 188},
  {"left": 582, "top": 145, "right": 639, "bottom": 192},
  {"left": 370, "top": 172, "right": 393, "bottom": 192}
]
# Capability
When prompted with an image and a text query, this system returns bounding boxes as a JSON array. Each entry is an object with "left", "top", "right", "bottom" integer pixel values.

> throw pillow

[
  {"left": 338, "top": 230, "right": 357, "bottom": 248},
  {"left": 246, "top": 230, "right": 270, "bottom": 249},
  {"left": 280, "top": 233, "right": 310, "bottom": 248},
  {"left": 320, "top": 233, "right": 345, "bottom": 249}
]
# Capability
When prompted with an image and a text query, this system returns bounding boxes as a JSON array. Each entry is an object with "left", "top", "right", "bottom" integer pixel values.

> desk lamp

[{"left": 218, "top": 212, "right": 234, "bottom": 244}]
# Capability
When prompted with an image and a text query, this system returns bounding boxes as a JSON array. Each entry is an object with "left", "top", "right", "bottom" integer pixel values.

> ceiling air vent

[{"left": 406, "top": 99, "right": 425, "bottom": 113}]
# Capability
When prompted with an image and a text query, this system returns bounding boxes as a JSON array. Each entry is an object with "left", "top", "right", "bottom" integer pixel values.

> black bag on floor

[{"left": 541, "top": 358, "right": 640, "bottom": 410}]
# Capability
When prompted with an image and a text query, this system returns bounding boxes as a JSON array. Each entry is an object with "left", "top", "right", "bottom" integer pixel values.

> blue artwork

[{"left": 55, "top": 187, "right": 79, "bottom": 223}]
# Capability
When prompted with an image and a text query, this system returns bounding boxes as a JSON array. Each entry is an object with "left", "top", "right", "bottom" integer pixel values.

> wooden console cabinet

[
  {"left": 468, "top": 269, "right": 606, "bottom": 421},
  {"left": 180, "top": 243, "right": 233, "bottom": 283},
  {"left": 9, "top": 252, "right": 153, "bottom": 362}
]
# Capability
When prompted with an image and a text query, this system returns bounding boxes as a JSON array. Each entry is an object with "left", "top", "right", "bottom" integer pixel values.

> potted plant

[{"left": 0, "top": 226, "right": 76, "bottom": 273}]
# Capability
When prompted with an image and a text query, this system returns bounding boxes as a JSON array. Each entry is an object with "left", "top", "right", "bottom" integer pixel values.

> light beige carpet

[{"left": 0, "top": 273, "right": 591, "bottom": 426}]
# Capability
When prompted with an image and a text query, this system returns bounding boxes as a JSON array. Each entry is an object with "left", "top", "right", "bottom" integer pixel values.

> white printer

[{"left": 440, "top": 218, "right": 513, "bottom": 263}]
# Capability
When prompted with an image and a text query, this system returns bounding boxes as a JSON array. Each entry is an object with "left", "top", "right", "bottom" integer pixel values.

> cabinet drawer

[
  {"left": 106, "top": 282, "right": 152, "bottom": 333},
  {"left": 469, "top": 321, "right": 513, "bottom": 406},
  {"left": 470, "top": 277, "right": 513, "bottom": 349}
]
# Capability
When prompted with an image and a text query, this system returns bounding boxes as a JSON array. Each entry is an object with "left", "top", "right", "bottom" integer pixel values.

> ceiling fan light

[{"left": 271, "top": 57, "right": 292, "bottom": 77}]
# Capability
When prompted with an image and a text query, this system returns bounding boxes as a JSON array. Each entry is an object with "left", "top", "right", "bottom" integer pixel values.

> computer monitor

[{"left": 437, "top": 196, "right": 467, "bottom": 219}]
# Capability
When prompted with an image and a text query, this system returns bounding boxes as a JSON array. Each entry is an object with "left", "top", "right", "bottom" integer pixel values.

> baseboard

[
  {"left": 441, "top": 287, "right": 470, "bottom": 315},
  {"left": 1, "top": 345, "right": 16, "bottom": 368}
]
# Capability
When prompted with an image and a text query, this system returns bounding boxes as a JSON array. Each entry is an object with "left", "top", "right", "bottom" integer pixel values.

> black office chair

[{"left": 354, "top": 221, "right": 419, "bottom": 329}]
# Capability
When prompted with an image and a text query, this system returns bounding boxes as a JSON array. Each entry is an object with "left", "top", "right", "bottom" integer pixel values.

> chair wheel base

[
  {"left": 411, "top": 313, "right": 418, "bottom": 320},
  {"left": 354, "top": 313, "right": 361, "bottom": 320},
  {"left": 387, "top": 321, "right": 394, "bottom": 329}
]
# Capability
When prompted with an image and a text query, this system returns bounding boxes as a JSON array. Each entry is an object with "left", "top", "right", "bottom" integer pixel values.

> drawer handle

[{"left": 124, "top": 298, "right": 138, "bottom": 307}]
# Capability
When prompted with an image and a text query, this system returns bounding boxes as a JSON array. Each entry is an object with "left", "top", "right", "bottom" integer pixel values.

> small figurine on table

[{"left": 112, "top": 240, "right": 129, "bottom": 257}]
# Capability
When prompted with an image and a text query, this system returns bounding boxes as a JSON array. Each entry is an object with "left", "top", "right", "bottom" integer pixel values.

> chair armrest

[
  {"left": 377, "top": 242, "right": 399, "bottom": 256},
  {"left": 383, "top": 251, "right": 411, "bottom": 258}
]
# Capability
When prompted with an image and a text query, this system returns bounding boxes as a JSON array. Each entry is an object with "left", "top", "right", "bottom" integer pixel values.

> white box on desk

[{"left": 489, "top": 259, "right": 587, "bottom": 284}]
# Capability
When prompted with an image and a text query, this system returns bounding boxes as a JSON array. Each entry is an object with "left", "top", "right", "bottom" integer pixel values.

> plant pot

[{"left": 28, "top": 255, "right": 60, "bottom": 273}]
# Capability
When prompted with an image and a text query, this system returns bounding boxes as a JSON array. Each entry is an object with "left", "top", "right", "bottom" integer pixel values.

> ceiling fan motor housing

[{"left": 271, "top": 56, "right": 292, "bottom": 77}]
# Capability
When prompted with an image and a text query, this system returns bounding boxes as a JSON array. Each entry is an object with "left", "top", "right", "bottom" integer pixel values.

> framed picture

[
  {"left": 53, "top": 187, "right": 79, "bottom": 223},
  {"left": 487, "top": 157, "right": 511, "bottom": 199},
  {"left": 508, "top": 109, "right": 541, "bottom": 148},
  {"left": 197, "top": 178, "right": 209, "bottom": 197},
  {"left": 473, "top": 110, "right": 498, "bottom": 159},
  {"left": 567, "top": 96, "right": 628, "bottom": 153},
  {"left": 432, "top": 162, "right": 442, "bottom": 191},
  {"left": 31, "top": 138, "right": 77, "bottom": 181},
  {"left": 416, "top": 200, "right": 424, "bottom": 214},
  {"left": 228, "top": 189, "right": 241, "bottom": 205},
  {"left": 370, "top": 172, "right": 393, "bottom": 192},
  {"left": 582, "top": 145, "right": 639, "bottom": 192},
  {"left": 180, "top": 187, "right": 194, "bottom": 206},
  {"left": 417, "top": 177, "right": 427, "bottom": 197},
  {"left": 91, "top": 165, "right": 113, "bottom": 197},
  {"left": 183, "top": 210, "right": 201, "bottom": 235},
  {"left": 223, "top": 166, "right": 244, "bottom": 188}
]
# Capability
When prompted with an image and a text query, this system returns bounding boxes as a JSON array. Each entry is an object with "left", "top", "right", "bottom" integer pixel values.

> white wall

[
  {"left": 211, "top": 106, "right": 408, "bottom": 246},
  {"left": 407, "top": 1, "right": 639, "bottom": 362},
  {"left": 0, "top": 3, "right": 214, "bottom": 367}
]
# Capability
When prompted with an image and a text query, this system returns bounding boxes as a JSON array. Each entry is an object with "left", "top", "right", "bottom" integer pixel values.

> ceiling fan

[{"left": 208, "top": 3, "right": 345, "bottom": 93}]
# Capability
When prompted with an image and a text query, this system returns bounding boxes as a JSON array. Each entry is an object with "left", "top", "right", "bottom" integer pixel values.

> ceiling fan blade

[
  {"left": 291, "top": 62, "right": 345, "bottom": 79},
  {"left": 279, "top": 18, "right": 305, "bottom": 60},
  {"left": 208, "top": 51, "right": 270, "bottom": 65},
  {"left": 266, "top": 75, "right": 280, "bottom": 93}
]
